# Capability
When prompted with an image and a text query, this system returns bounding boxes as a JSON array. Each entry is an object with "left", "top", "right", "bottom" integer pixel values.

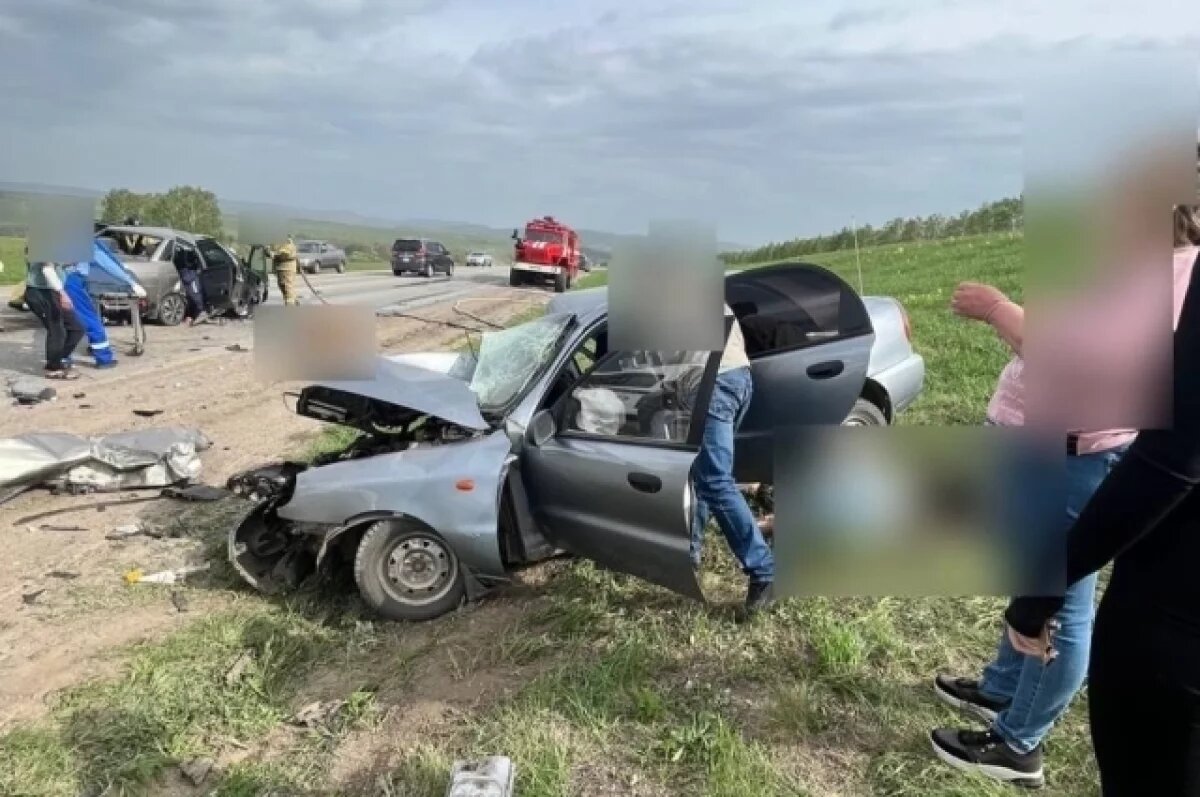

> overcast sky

[{"left": 0, "top": 0, "right": 1196, "bottom": 244}]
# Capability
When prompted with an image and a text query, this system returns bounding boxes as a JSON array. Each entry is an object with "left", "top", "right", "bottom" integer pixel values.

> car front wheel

[
  {"left": 335, "top": 261, "right": 345, "bottom": 273},
  {"left": 842, "top": 397, "right": 888, "bottom": 426},
  {"left": 353, "top": 520, "right": 465, "bottom": 622}
]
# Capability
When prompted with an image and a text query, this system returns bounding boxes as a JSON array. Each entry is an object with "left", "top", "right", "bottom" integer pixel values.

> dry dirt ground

[{"left": 0, "top": 288, "right": 549, "bottom": 736}]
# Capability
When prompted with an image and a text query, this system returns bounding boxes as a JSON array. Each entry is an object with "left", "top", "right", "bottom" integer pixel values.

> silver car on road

[
  {"left": 228, "top": 261, "right": 924, "bottom": 621},
  {"left": 296, "top": 240, "right": 347, "bottom": 274}
]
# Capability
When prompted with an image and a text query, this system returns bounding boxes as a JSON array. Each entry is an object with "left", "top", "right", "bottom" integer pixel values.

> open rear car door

[
  {"left": 726, "top": 263, "right": 875, "bottom": 483},
  {"left": 196, "top": 238, "right": 238, "bottom": 313}
]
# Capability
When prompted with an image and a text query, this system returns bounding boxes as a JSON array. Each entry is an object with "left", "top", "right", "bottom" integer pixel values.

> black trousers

[
  {"left": 1088, "top": 589, "right": 1200, "bottom": 796},
  {"left": 24, "top": 286, "right": 85, "bottom": 370},
  {"left": 178, "top": 268, "right": 206, "bottom": 319}
]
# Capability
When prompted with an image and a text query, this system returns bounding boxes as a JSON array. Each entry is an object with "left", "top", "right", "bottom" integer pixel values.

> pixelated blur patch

[
  {"left": 609, "top": 219, "right": 724, "bottom": 352},
  {"left": 238, "top": 213, "right": 291, "bottom": 246},
  {"left": 773, "top": 426, "right": 1066, "bottom": 598},
  {"left": 27, "top": 195, "right": 95, "bottom": 264},
  {"left": 253, "top": 306, "right": 376, "bottom": 382},
  {"left": 1023, "top": 48, "right": 1196, "bottom": 434}
]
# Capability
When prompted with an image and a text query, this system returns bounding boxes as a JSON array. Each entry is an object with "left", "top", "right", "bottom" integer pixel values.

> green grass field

[
  {"left": 0, "top": 232, "right": 1104, "bottom": 797},
  {"left": 1, "top": 236, "right": 26, "bottom": 286}
]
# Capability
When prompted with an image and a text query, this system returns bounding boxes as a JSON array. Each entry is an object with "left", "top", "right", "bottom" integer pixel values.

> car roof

[{"left": 99, "top": 225, "right": 204, "bottom": 243}]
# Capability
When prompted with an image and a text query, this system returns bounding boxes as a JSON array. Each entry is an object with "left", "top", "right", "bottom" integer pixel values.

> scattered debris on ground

[
  {"left": 179, "top": 757, "right": 215, "bottom": 786},
  {"left": 0, "top": 427, "right": 211, "bottom": 507},
  {"left": 132, "top": 409, "right": 163, "bottom": 417},
  {"left": 225, "top": 649, "right": 255, "bottom": 685},
  {"left": 290, "top": 700, "right": 348, "bottom": 729},
  {"left": 447, "top": 757, "right": 516, "bottom": 797},
  {"left": 170, "top": 591, "right": 190, "bottom": 613},
  {"left": 20, "top": 588, "right": 46, "bottom": 605},
  {"left": 123, "top": 563, "right": 209, "bottom": 585},
  {"left": 105, "top": 522, "right": 147, "bottom": 540},
  {"left": 9, "top": 377, "right": 56, "bottom": 406},
  {"left": 45, "top": 570, "right": 80, "bottom": 580}
]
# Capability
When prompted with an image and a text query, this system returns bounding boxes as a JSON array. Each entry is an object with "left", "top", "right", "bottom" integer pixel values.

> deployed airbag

[{"left": 0, "top": 427, "right": 211, "bottom": 503}]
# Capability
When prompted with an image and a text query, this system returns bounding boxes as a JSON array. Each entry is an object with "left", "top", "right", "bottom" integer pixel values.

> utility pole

[{"left": 851, "top": 215, "right": 865, "bottom": 295}]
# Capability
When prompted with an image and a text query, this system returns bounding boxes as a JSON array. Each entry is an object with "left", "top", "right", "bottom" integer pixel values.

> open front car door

[{"left": 520, "top": 321, "right": 723, "bottom": 602}]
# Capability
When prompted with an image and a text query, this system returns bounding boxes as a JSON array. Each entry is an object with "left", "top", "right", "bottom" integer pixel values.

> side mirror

[
  {"left": 511, "top": 229, "right": 519, "bottom": 240},
  {"left": 526, "top": 409, "right": 557, "bottom": 448}
]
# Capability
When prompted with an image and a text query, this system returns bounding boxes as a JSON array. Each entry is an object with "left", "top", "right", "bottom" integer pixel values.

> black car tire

[
  {"left": 554, "top": 270, "right": 567, "bottom": 293},
  {"left": 157, "top": 292, "right": 187, "bottom": 326},
  {"left": 509, "top": 269, "right": 522, "bottom": 287},
  {"left": 422, "top": 262, "right": 433, "bottom": 278},
  {"left": 354, "top": 520, "right": 465, "bottom": 622},
  {"left": 336, "top": 261, "right": 345, "bottom": 274},
  {"left": 843, "top": 397, "right": 888, "bottom": 426}
]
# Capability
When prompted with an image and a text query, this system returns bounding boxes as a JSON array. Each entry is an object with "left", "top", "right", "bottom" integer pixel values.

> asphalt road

[
  {"left": 265, "top": 264, "right": 514, "bottom": 312},
  {"left": 0, "top": 264, "right": 522, "bottom": 395}
]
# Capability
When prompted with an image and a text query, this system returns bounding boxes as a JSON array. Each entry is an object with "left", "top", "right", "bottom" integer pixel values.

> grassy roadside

[{"left": 1, "top": 232, "right": 1105, "bottom": 797}]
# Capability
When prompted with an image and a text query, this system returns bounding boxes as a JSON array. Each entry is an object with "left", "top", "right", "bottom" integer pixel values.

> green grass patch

[
  {"left": 0, "top": 605, "right": 382, "bottom": 796},
  {"left": 1, "top": 235, "right": 25, "bottom": 286}
]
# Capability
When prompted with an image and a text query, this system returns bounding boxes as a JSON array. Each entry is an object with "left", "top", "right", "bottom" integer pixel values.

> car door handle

[
  {"left": 807, "top": 361, "right": 844, "bottom": 379},
  {"left": 627, "top": 472, "right": 662, "bottom": 494}
]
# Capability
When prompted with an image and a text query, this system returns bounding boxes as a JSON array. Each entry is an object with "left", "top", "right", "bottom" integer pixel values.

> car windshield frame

[{"left": 467, "top": 311, "right": 575, "bottom": 414}]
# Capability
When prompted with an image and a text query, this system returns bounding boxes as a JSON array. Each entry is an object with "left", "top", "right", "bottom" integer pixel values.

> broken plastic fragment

[
  {"left": 124, "top": 563, "right": 210, "bottom": 585},
  {"left": 446, "top": 757, "right": 515, "bottom": 797}
]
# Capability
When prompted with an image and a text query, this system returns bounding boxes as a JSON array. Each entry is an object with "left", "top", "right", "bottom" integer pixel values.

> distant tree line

[
  {"left": 721, "top": 196, "right": 1023, "bottom": 265},
  {"left": 100, "top": 186, "right": 225, "bottom": 239}
]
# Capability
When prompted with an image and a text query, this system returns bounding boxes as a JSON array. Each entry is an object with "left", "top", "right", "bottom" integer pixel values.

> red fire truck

[{"left": 509, "top": 216, "right": 581, "bottom": 293}]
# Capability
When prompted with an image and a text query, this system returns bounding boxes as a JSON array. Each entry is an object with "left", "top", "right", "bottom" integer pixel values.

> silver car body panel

[{"left": 276, "top": 430, "right": 514, "bottom": 575}]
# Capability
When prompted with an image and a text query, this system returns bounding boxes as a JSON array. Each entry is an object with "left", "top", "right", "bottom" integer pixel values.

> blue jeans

[
  {"left": 689, "top": 367, "right": 775, "bottom": 583},
  {"left": 979, "top": 444, "right": 1128, "bottom": 753}
]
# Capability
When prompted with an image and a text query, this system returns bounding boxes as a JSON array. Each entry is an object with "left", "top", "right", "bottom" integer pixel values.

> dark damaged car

[{"left": 228, "top": 262, "right": 925, "bottom": 621}]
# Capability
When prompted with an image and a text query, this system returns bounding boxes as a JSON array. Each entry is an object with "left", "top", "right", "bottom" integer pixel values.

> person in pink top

[{"left": 929, "top": 205, "right": 1199, "bottom": 788}]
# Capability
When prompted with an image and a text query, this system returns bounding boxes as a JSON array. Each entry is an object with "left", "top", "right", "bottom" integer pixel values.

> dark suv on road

[{"left": 392, "top": 238, "right": 455, "bottom": 277}]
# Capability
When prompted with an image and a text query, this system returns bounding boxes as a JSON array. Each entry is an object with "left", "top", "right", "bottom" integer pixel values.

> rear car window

[
  {"left": 196, "top": 238, "right": 236, "bottom": 270},
  {"left": 393, "top": 239, "right": 422, "bottom": 252},
  {"left": 726, "top": 265, "right": 871, "bottom": 357}
]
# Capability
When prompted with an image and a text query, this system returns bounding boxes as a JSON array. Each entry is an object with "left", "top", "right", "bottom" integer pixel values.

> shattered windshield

[{"left": 469, "top": 312, "right": 573, "bottom": 410}]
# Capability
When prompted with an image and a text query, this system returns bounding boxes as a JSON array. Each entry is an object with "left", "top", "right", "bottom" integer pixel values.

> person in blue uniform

[{"left": 61, "top": 244, "right": 147, "bottom": 368}]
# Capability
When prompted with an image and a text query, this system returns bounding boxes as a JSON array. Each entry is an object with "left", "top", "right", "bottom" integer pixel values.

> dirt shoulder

[{"left": 0, "top": 288, "right": 548, "bottom": 732}]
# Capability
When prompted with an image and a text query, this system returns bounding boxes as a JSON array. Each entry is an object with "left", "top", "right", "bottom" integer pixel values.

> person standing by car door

[
  {"left": 690, "top": 304, "right": 775, "bottom": 616},
  {"left": 24, "top": 257, "right": 84, "bottom": 379},
  {"left": 268, "top": 236, "right": 300, "bottom": 306},
  {"left": 174, "top": 245, "right": 210, "bottom": 326}
]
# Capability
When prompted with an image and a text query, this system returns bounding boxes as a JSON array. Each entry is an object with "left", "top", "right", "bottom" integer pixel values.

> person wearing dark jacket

[{"left": 1005, "top": 228, "right": 1200, "bottom": 795}]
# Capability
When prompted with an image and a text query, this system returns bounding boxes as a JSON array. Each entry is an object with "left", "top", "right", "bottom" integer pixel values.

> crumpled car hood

[{"left": 308, "top": 355, "right": 489, "bottom": 431}]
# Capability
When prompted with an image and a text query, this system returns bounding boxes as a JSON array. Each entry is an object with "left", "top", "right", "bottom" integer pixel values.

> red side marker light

[{"left": 455, "top": 479, "right": 475, "bottom": 492}]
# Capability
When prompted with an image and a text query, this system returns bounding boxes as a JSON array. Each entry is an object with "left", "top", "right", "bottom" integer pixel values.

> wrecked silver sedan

[{"left": 229, "top": 262, "right": 925, "bottom": 621}]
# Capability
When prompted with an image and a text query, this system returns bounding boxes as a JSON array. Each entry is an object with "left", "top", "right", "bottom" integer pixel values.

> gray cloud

[{"left": 0, "top": 0, "right": 1131, "bottom": 243}]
